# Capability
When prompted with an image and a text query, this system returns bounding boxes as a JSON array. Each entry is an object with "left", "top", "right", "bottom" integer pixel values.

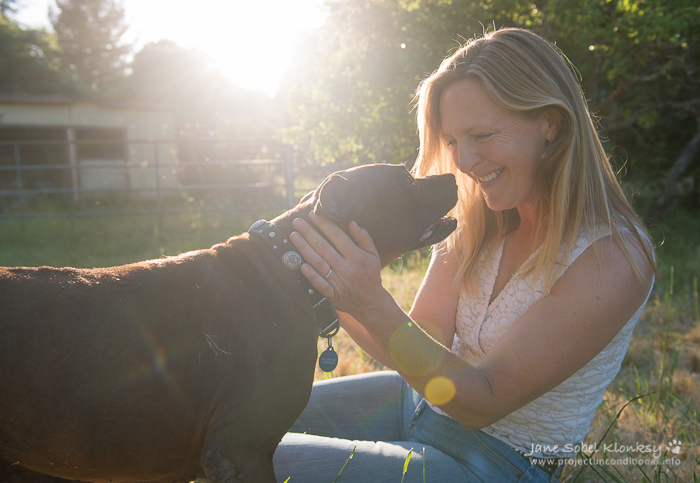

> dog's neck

[
  {"left": 268, "top": 201, "right": 392, "bottom": 268},
  {"left": 268, "top": 201, "right": 315, "bottom": 240},
  {"left": 246, "top": 202, "right": 340, "bottom": 339}
]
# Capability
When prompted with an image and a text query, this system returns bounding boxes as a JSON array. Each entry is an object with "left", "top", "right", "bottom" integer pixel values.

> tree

[
  {"left": 1, "top": 0, "right": 18, "bottom": 15},
  {"left": 279, "top": 0, "right": 531, "bottom": 164},
  {"left": 50, "top": 0, "right": 131, "bottom": 94},
  {"left": 280, "top": 0, "right": 700, "bottom": 217},
  {"left": 0, "top": 13, "right": 77, "bottom": 95},
  {"left": 125, "top": 40, "right": 281, "bottom": 138},
  {"left": 534, "top": 0, "right": 700, "bottom": 219}
]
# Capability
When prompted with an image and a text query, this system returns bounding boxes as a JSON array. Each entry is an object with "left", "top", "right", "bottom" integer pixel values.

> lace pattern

[{"left": 447, "top": 228, "right": 651, "bottom": 458}]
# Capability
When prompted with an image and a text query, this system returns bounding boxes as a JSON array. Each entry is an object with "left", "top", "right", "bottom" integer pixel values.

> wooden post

[
  {"left": 13, "top": 143, "right": 24, "bottom": 219},
  {"left": 66, "top": 127, "right": 79, "bottom": 202},
  {"left": 153, "top": 141, "right": 162, "bottom": 228},
  {"left": 285, "top": 144, "right": 295, "bottom": 209}
]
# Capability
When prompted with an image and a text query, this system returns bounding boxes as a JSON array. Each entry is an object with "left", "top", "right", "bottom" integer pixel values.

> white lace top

[{"left": 436, "top": 228, "right": 652, "bottom": 458}]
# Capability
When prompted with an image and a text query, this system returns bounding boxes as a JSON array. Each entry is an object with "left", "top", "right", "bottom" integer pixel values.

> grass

[
  {"left": 0, "top": 209, "right": 278, "bottom": 268},
  {"left": 1, "top": 209, "right": 699, "bottom": 482},
  {"left": 315, "top": 212, "right": 700, "bottom": 482}
]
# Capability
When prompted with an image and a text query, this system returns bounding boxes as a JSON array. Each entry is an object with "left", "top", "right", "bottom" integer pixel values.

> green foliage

[
  {"left": 1, "top": 2, "right": 281, "bottom": 137},
  {"left": 538, "top": 0, "right": 700, "bottom": 217},
  {"left": 0, "top": 13, "right": 76, "bottom": 94},
  {"left": 50, "top": 0, "right": 132, "bottom": 94},
  {"left": 123, "top": 40, "right": 281, "bottom": 138},
  {"left": 281, "top": 0, "right": 700, "bottom": 215},
  {"left": 280, "top": 0, "right": 527, "bottom": 164},
  {"left": 0, "top": 0, "right": 17, "bottom": 15}
]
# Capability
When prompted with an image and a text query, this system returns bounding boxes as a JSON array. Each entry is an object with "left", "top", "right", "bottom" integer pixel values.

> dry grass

[
  {"left": 312, "top": 253, "right": 428, "bottom": 381},
  {"left": 315, "top": 257, "right": 700, "bottom": 483},
  {"left": 2, "top": 210, "right": 697, "bottom": 481}
]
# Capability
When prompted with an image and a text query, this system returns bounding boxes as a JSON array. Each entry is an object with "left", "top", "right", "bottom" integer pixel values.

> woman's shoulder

[
  {"left": 568, "top": 219, "right": 654, "bottom": 269},
  {"left": 563, "top": 221, "right": 655, "bottom": 301}
]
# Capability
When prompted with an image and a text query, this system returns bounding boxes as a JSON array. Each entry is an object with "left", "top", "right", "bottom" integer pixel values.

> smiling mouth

[{"left": 478, "top": 169, "right": 504, "bottom": 183}]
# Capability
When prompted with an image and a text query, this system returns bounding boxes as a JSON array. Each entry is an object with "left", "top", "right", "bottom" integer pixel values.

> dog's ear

[
  {"left": 313, "top": 174, "right": 367, "bottom": 222},
  {"left": 299, "top": 189, "right": 316, "bottom": 204}
]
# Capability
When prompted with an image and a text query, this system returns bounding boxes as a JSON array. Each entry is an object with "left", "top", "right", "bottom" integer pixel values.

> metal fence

[{"left": 0, "top": 137, "right": 352, "bottom": 221}]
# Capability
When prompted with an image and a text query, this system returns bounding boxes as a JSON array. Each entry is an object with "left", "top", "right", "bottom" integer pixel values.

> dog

[{"left": 0, "top": 163, "right": 458, "bottom": 483}]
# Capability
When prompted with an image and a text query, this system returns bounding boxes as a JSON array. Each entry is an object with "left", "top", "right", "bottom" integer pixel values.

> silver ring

[{"left": 324, "top": 268, "right": 333, "bottom": 280}]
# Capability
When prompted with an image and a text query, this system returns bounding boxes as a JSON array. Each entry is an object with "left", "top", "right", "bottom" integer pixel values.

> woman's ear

[{"left": 541, "top": 109, "right": 563, "bottom": 142}]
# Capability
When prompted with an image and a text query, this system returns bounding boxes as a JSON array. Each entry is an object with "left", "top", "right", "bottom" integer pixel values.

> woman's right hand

[{"left": 289, "top": 211, "right": 392, "bottom": 322}]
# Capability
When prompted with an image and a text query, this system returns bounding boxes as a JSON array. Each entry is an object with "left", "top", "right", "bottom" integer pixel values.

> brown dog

[{"left": 0, "top": 163, "right": 457, "bottom": 483}]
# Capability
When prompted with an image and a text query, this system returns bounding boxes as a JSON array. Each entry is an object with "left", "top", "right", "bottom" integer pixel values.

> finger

[
  {"left": 309, "top": 211, "right": 360, "bottom": 257},
  {"left": 299, "top": 263, "right": 336, "bottom": 299},
  {"left": 290, "top": 217, "right": 342, "bottom": 274},
  {"left": 348, "top": 221, "right": 379, "bottom": 257}
]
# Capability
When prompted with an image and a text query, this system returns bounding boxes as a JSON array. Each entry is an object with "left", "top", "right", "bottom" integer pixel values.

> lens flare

[
  {"left": 388, "top": 321, "right": 446, "bottom": 376},
  {"left": 425, "top": 376, "right": 456, "bottom": 405}
]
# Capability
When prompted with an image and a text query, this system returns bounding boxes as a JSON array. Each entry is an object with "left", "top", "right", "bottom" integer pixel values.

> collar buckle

[{"left": 314, "top": 297, "right": 340, "bottom": 337}]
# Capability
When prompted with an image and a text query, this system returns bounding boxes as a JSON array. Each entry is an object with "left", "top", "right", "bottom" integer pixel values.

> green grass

[
  {"left": 1, "top": 208, "right": 698, "bottom": 482},
  {"left": 0, "top": 210, "right": 278, "bottom": 268}
]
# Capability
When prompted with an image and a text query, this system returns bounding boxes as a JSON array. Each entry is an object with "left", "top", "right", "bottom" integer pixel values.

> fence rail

[{"left": 0, "top": 137, "right": 352, "bottom": 221}]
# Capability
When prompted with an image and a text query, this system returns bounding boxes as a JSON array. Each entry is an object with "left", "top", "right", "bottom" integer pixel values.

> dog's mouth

[{"left": 417, "top": 216, "right": 457, "bottom": 247}]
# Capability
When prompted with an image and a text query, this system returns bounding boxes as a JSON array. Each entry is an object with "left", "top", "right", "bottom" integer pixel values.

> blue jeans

[{"left": 273, "top": 371, "right": 560, "bottom": 482}]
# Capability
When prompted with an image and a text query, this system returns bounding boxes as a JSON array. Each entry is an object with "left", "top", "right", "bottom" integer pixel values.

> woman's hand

[{"left": 290, "top": 212, "right": 392, "bottom": 318}]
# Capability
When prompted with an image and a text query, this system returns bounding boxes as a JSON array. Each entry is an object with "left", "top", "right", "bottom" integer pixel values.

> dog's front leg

[{"left": 201, "top": 430, "right": 277, "bottom": 483}]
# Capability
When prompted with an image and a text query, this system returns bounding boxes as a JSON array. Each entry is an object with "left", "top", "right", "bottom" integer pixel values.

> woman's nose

[{"left": 457, "top": 145, "right": 481, "bottom": 175}]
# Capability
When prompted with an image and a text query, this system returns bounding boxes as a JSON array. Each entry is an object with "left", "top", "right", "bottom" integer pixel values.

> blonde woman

[{"left": 273, "top": 28, "right": 655, "bottom": 482}]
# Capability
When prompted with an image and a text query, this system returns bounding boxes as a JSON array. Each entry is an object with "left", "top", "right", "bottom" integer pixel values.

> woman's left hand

[{"left": 289, "top": 211, "right": 390, "bottom": 317}]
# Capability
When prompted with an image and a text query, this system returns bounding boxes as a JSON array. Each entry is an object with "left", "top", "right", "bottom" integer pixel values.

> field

[{"left": 1, "top": 209, "right": 698, "bottom": 482}]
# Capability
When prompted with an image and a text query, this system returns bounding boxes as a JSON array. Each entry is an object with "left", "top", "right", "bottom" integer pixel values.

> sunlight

[
  {"left": 14, "top": 0, "right": 327, "bottom": 98},
  {"left": 126, "top": 0, "right": 327, "bottom": 97}
]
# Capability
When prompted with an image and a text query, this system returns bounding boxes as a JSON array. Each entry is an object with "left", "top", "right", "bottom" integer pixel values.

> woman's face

[{"left": 439, "top": 77, "right": 560, "bottom": 215}]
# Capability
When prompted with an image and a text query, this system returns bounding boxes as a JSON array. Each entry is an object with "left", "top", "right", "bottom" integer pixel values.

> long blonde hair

[{"left": 414, "top": 28, "right": 655, "bottom": 293}]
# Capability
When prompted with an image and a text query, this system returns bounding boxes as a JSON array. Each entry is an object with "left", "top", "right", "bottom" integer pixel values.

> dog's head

[{"left": 306, "top": 164, "right": 458, "bottom": 266}]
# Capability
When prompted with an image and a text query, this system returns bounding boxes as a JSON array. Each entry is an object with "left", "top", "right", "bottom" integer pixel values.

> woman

[{"left": 273, "top": 28, "right": 655, "bottom": 482}]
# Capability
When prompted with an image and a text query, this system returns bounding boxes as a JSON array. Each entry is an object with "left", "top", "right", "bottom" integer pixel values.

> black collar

[{"left": 248, "top": 220, "right": 340, "bottom": 338}]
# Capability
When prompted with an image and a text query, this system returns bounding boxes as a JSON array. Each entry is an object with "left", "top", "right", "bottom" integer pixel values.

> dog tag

[{"left": 319, "top": 337, "right": 338, "bottom": 372}]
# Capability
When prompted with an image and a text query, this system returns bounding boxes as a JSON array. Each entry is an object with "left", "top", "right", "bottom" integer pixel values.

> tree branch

[
  {"left": 603, "top": 100, "right": 700, "bottom": 132},
  {"left": 646, "top": 115, "right": 700, "bottom": 221},
  {"left": 596, "top": 57, "right": 679, "bottom": 114}
]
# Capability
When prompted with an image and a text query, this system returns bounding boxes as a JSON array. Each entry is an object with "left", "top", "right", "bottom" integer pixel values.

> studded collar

[{"left": 248, "top": 220, "right": 340, "bottom": 338}]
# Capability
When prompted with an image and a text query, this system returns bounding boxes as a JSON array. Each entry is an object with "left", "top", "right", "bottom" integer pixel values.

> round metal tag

[
  {"left": 319, "top": 347, "right": 338, "bottom": 372},
  {"left": 282, "top": 251, "right": 302, "bottom": 270}
]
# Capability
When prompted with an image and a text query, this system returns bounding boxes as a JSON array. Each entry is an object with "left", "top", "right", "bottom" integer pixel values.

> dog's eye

[{"left": 406, "top": 175, "right": 416, "bottom": 186}]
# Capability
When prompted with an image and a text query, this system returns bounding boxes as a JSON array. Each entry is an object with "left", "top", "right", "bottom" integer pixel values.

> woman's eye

[
  {"left": 475, "top": 133, "right": 495, "bottom": 141},
  {"left": 445, "top": 140, "right": 457, "bottom": 147}
]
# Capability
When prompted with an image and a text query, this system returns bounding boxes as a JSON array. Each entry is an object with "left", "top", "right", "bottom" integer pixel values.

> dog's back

[{"left": 0, "top": 163, "right": 458, "bottom": 482}]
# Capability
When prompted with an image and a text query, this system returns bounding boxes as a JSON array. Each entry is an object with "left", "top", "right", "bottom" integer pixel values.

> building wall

[{"left": 0, "top": 99, "right": 178, "bottom": 196}]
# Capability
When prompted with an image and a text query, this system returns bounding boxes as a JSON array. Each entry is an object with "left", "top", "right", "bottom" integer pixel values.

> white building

[{"left": 0, "top": 94, "right": 178, "bottom": 199}]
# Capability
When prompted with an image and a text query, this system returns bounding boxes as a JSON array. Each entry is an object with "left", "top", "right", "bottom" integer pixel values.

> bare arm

[
  {"left": 337, "top": 311, "right": 395, "bottom": 369},
  {"left": 408, "top": 241, "right": 460, "bottom": 348},
  {"left": 291, "top": 214, "right": 653, "bottom": 429},
  {"left": 337, "top": 242, "right": 460, "bottom": 370}
]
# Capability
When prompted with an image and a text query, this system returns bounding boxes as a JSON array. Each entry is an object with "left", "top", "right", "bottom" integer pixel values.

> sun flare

[{"left": 15, "top": 0, "right": 327, "bottom": 98}]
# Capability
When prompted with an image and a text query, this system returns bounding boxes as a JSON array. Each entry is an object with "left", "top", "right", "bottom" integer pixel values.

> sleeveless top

[{"left": 434, "top": 228, "right": 653, "bottom": 458}]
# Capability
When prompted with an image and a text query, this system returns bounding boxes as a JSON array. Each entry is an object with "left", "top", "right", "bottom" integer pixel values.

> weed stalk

[
  {"left": 332, "top": 446, "right": 356, "bottom": 483},
  {"left": 658, "top": 266, "right": 674, "bottom": 404},
  {"left": 693, "top": 277, "right": 699, "bottom": 323}
]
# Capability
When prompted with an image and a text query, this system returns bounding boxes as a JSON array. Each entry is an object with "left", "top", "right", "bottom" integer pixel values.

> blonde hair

[{"left": 414, "top": 28, "right": 655, "bottom": 293}]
